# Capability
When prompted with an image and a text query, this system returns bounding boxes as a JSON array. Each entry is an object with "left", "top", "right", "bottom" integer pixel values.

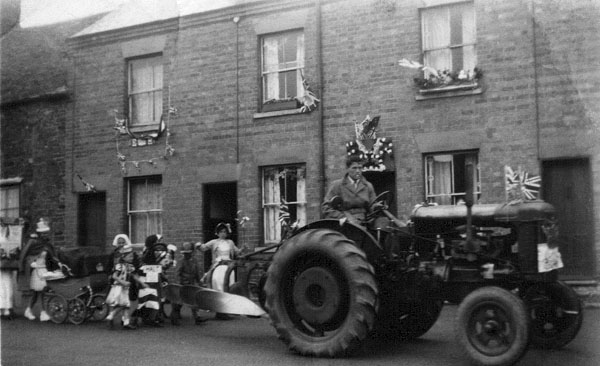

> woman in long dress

[{"left": 197, "top": 223, "right": 244, "bottom": 291}]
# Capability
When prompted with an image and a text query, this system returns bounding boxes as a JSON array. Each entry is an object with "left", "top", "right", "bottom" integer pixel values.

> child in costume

[
  {"left": 105, "top": 244, "right": 140, "bottom": 329},
  {"left": 196, "top": 222, "right": 246, "bottom": 320},
  {"left": 136, "top": 237, "right": 175, "bottom": 327},
  {"left": 25, "top": 249, "right": 50, "bottom": 321}
]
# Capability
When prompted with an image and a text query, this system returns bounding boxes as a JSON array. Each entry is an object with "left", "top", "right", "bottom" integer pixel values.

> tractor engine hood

[{"left": 411, "top": 200, "right": 556, "bottom": 224}]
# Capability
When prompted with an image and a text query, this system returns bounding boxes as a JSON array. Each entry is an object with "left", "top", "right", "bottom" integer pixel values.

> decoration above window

[
  {"left": 346, "top": 115, "right": 393, "bottom": 172},
  {"left": 113, "top": 104, "right": 177, "bottom": 174}
]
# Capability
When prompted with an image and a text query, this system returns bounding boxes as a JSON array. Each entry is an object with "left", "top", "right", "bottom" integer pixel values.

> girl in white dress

[{"left": 196, "top": 223, "right": 245, "bottom": 292}]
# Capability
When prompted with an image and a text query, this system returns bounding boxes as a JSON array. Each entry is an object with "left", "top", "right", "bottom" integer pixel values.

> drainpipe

[
  {"left": 316, "top": 0, "right": 326, "bottom": 207},
  {"left": 234, "top": 16, "right": 241, "bottom": 164},
  {"left": 70, "top": 51, "right": 77, "bottom": 195},
  {"left": 530, "top": 0, "right": 540, "bottom": 161}
]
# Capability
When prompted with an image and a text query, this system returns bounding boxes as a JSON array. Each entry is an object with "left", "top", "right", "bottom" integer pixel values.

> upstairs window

[
  {"left": 425, "top": 151, "right": 480, "bottom": 205},
  {"left": 261, "top": 31, "right": 305, "bottom": 112},
  {"left": 128, "top": 55, "right": 163, "bottom": 127},
  {"left": 421, "top": 2, "right": 476, "bottom": 78},
  {"left": 128, "top": 176, "right": 162, "bottom": 245},
  {"left": 0, "top": 184, "right": 20, "bottom": 219},
  {"left": 262, "top": 165, "right": 306, "bottom": 243}
]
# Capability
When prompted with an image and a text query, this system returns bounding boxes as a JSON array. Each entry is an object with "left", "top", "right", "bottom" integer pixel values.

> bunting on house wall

[
  {"left": 113, "top": 104, "right": 177, "bottom": 174},
  {"left": 295, "top": 70, "right": 320, "bottom": 113},
  {"left": 345, "top": 115, "right": 394, "bottom": 171}
]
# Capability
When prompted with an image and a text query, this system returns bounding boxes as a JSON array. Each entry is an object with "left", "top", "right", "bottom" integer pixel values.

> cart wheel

[
  {"left": 523, "top": 281, "right": 583, "bottom": 349},
  {"left": 67, "top": 298, "right": 87, "bottom": 325},
  {"left": 456, "top": 286, "right": 530, "bottom": 366},
  {"left": 89, "top": 294, "right": 109, "bottom": 321},
  {"left": 46, "top": 295, "right": 68, "bottom": 324}
]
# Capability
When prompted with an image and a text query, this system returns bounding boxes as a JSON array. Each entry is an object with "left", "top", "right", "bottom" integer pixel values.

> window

[
  {"left": 262, "top": 165, "right": 306, "bottom": 243},
  {"left": 425, "top": 151, "right": 480, "bottom": 205},
  {"left": 0, "top": 185, "right": 20, "bottom": 219},
  {"left": 128, "top": 176, "right": 162, "bottom": 245},
  {"left": 128, "top": 55, "right": 163, "bottom": 127},
  {"left": 261, "top": 31, "right": 305, "bottom": 111},
  {"left": 421, "top": 2, "right": 476, "bottom": 78}
]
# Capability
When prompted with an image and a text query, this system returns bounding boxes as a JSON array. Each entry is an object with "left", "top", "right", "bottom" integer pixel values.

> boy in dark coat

[{"left": 170, "top": 242, "right": 206, "bottom": 325}]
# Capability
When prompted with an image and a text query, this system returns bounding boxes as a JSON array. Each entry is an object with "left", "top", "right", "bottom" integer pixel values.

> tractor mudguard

[{"left": 293, "top": 219, "right": 385, "bottom": 263}]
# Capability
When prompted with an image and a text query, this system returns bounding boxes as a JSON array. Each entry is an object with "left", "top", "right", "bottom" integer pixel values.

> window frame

[
  {"left": 0, "top": 183, "right": 20, "bottom": 220},
  {"left": 419, "top": 1, "right": 477, "bottom": 90},
  {"left": 423, "top": 150, "right": 481, "bottom": 205},
  {"left": 127, "top": 53, "right": 164, "bottom": 129},
  {"left": 261, "top": 164, "right": 307, "bottom": 244},
  {"left": 127, "top": 175, "right": 163, "bottom": 246},
  {"left": 260, "top": 29, "right": 305, "bottom": 112}
]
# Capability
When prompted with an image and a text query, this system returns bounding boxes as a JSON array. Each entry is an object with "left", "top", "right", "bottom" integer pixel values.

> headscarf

[{"left": 111, "top": 234, "right": 132, "bottom": 248}]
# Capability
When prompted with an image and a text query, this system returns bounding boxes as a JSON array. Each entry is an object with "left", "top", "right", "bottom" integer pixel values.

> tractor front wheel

[
  {"left": 456, "top": 286, "right": 530, "bottom": 366},
  {"left": 265, "top": 229, "right": 378, "bottom": 357},
  {"left": 523, "top": 281, "right": 583, "bottom": 349}
]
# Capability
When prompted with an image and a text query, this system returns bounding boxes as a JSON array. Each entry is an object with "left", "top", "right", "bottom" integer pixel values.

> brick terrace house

[
  {"left": 0, "top": 6, "right": 106, "bottom": 245},
  {"left": 2, "top": 0, "right": 599, "bottom": 293}
]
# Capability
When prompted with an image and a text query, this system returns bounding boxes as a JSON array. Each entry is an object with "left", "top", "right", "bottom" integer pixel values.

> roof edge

[
  {"left": 0, "top": 86, "right": 69, "bottom": 108},
  {"left": 67, "top": 18, "right": 179, "bottom": 48}
]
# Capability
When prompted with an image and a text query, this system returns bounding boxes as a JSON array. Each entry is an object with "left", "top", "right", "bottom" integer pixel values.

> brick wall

[
  {"left": 1, "top": 101, "right": 68, "bottom": 246},
  {"left": 62, "top": 0, "right": 598, "bottom": 280}
]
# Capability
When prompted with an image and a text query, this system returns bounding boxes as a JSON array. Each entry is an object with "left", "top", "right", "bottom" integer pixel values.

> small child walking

[
  {"left": 25, "top": 249, "right": 50, "bottom": 321},
  {"left": 171, "top": 242, "right": 206, "bottom": 325},
  {"left": 105, "top": 244, "right": 136, "bottom": 329}
]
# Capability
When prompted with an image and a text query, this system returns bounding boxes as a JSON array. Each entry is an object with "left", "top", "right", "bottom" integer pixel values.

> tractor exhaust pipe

[{"left": 464, "top": 162, "right": 476, "bottom": 252}]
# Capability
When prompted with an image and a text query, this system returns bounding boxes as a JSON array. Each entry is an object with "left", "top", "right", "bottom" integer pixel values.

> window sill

[
  {"left": 124, "top": 124, "right": 159, "bottom": 134},
  {"left": 415, "top": 83, "right": 482, "bottom": 100},
  {"left": 253, "top": 108, "right": 303, "bottom": 119}
]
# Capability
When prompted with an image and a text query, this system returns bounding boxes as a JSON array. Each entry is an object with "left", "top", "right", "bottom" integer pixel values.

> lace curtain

[
  {"left": 422, "top": 4, "right": 476, "bottom": 75},
  {"left": 262, "top": 33, "right": 305, "bottom": 101}
]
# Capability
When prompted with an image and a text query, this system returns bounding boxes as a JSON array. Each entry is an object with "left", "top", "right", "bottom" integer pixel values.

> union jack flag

[
  {"left": 505, "top": 166, "right": 540, "bottom": 201},
  {"left": 278, "top": 199, "right": 291, "bottom": 226}
]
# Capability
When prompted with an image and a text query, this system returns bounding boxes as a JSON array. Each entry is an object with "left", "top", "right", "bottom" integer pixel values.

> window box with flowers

[
  {"left": 415, "top": 67, "right": 483, "bottom": 96},
  {"left": 399, "top": 1, "right": 483, "bottom": 100}
]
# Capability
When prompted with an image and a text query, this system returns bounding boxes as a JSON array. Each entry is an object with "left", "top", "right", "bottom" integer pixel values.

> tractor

[{"left": 235, "top": 163, "right": 584, "bottom": 366}]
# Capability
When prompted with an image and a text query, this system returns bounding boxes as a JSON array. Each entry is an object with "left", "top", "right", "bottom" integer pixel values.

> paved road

[{"left": 2, "top": 306, "right": 599, "bottom": 366}]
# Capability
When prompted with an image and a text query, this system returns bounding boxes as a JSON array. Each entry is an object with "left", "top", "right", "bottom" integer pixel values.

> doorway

[
  {"left": 542, "top": 158, "right": 596, "bottom": 279},
  {"left": 363, "top": 171, "right": 397, "bottom": 216},
  {"left": 78, "top": 192, "right": 106, "bottom": 247},
  {"left": 202, "top": 182, "right": 238, "bottom": 270}
]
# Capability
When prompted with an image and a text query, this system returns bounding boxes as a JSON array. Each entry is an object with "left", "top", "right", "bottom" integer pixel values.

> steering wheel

[{"left": 371, "top": 191, "right": 390, "bottom": 211}]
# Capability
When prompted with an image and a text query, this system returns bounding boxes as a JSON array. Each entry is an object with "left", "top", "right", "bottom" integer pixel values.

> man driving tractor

[{"left": 321, "top": 155, "right": 377, "bottom": 224}]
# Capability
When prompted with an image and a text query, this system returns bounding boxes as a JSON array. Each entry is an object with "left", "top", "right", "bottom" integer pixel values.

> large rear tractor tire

[
  {"left": 456, "top": 286, "right": 530, "bottom": 366},
  {"left": 522, "top": 281, "right": 583, "bottom": 349},
  {"left": 265, "top": 229, "right": 378, "bottom": 357}
]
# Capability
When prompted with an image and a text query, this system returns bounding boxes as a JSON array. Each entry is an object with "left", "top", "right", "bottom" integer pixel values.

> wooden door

[
  {"left": 78, "top": 192, "right": 106, "bottom": 247},
  {"left": 542, "top": 158, "right": 596, "bottom": 278}
]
